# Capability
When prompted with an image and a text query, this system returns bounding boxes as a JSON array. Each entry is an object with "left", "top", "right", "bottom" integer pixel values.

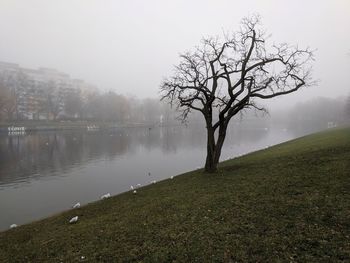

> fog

[
  {"left": 0, "top": 0, "right": 349, "bottom": 111},
  {"left": 1, "top": 0, "right": 350, "bottom": 240}
]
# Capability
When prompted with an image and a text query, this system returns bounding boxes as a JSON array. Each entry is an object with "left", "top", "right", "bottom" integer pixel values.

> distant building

[{"left": 0, "top": 61, "right": 97, "bottom": 120}]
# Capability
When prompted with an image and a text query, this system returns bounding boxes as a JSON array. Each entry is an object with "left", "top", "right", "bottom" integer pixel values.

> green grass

[{"left": 1, "top": 127, "right": 349, "bottom": 262}]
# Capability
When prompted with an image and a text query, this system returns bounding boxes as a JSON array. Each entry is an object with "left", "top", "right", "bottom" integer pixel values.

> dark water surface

[{"left": 0, "top": 125, "right": 300, "bottom": 230}]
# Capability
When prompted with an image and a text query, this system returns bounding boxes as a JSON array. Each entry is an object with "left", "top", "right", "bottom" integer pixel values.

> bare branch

[{"left": 160, "top": 15, "right": 314, "bottom": 172}]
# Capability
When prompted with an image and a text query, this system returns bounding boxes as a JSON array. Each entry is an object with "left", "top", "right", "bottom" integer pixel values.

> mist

[
  {"left": 1, "top": 1, "right": 350, "bottom": 260},
  {"left": 0, "top": 0, "right": 349, "bottom": 111}
]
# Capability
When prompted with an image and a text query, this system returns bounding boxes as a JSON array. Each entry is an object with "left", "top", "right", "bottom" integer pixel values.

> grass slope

[{"left": 1, "top": 128, "right": 349, "bottom": 262}]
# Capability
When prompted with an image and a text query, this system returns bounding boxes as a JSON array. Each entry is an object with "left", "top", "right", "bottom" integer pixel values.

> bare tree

[
  {"left": 0, "top": 84, "right": 8, "bottom": 118},
  {"left": 46, "top": 81, "right": 61, "bottom": 120},
  {"left": 0, "top": 85, "right": 17, "bottom": 120},
  {"left": 161, "top": 16, "right": 314, "bottom": 173},
  {"left": 64, "top": 91, "right": 83, "bottom": 119}
]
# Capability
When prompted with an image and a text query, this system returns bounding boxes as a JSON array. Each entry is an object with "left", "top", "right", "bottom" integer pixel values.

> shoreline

[{"left": 0, "top": 121, "right": 181, "bottom": 133}]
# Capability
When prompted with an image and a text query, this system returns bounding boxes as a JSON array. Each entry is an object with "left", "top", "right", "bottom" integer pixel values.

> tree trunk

[
  {"left": 204, "top": 123, "right": 228, "bottom": 173},
  {"left": 204, "top": 126, "right": 216, "bottom": 172}
]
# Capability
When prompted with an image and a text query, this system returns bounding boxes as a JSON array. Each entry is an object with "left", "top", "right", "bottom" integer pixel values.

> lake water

[{"left": 0, "top": 125, "right": 303, "bottom": 231}]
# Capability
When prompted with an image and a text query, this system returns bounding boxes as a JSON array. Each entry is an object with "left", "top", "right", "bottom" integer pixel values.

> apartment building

[{"left": 0, "top": 61, "right": 96, "bottom": 120}]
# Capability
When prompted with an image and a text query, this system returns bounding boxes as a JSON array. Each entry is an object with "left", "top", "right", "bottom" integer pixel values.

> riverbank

[{"left": 1, "top": 127, "right": 349, "bottom": 262}]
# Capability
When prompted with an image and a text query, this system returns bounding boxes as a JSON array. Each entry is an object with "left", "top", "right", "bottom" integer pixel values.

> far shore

[{"left": 0, "top": 120, "right": 182, "bottom": 133}]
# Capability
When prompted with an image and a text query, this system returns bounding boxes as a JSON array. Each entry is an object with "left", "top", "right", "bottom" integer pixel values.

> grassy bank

[{"left": 1, "top": 128, "right": 349, "bottom": 262}]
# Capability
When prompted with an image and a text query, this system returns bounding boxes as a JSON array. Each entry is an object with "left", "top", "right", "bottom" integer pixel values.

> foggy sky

[{"left": 0, "top": 0, "right": 349, "bottom": 109}]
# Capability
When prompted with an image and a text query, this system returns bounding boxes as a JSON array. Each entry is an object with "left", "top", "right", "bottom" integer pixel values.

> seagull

[
  {"left": 130, "top": 185, "right": 134, "bottom": 190},
  {"left": 170, "top": 176, "right": 174, "bottom": 179},
  {"left": 69, "top": 216, "right": 78, "bottom": 224},
  {"left": 73, "top": 202, "right": 80, "bottom": 208},
  {"left": 152, "top": 180, "right": 157, "bottom": 184},
  {"left": 10, "top": 224, "right": 17, "bottom": 229},
  {"left": 136, "top": 183, "right": 141, "bottom": 188},
  {"left": 100, "top": 193, "right": 111, "bottom": 199},
  {"left": 133, "top": 190, "right": 137, "bottom": 194}
]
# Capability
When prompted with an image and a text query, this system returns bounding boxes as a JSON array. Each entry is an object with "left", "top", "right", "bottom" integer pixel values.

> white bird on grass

[
  {"left": 69, "top": 216, "right": 78, "bottom": 224},
  {"left": 133, "top": 190, "right": 137, "bottom": 194},
  {"left": 100, "top": 193, "right": 111, "bottom": 199},
  {"left": 136, "top": 183, "right": 142, "bottom": 188},
  {"left": 130, "top": 185, "right": 134, "bottom": 190},
  {"left": 170, "top": 176, "right": 174, "bottom": 179},
  {"left": 73, "top": 202, "right": 81, "bottom": 208},
  {"left": 10, "top": 224, "right": 17, "bottom": 229},
  {"left": 151, "top": 180, "right": 157, "bottom": 184}
]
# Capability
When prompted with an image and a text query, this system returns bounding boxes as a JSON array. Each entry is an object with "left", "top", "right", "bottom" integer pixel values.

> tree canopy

[{"left": 161, "top": 15, "right": 314, "bottom": 172}]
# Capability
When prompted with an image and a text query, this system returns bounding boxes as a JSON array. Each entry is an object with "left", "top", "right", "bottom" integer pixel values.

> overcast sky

[{"left": 0, "top": 0, "right": 349, "bottom": 109}]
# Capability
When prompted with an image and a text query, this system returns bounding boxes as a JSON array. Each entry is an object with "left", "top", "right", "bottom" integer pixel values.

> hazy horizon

[{"left": 0, "top": 0, "right": 349, "bottom": 111}]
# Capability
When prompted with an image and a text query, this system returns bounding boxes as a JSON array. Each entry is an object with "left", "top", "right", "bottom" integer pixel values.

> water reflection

[
  {"left": 0, "top": 126, "right": 270, "bottom": 185},
  {"left": 0, "top": 125, "right": 296, "bottom": 230}
]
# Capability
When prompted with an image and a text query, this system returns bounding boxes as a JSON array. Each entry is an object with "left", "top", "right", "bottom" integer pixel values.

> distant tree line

[
  {"left": 227, "top": 96, "right": 349, "bottom": 133},
  {"left": 0, "top": 67, "right": 181, "bottom": 124},
  {"left": 269, "top": 96, "right": 349, "bottom": 133},
  {"left": 69, "top": 91, "right": 179, "bottom": 125},
  {"left": 0, "top": 79, "right": 178, "bottom": 124},
  {"left": 1, "top": 72, "right": 348, "bottom": 128}
]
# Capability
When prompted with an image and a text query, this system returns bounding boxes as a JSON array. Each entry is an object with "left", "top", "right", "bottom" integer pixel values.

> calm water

[{"left": 0, "top": 125, "right": 301, "bottom": 230}]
